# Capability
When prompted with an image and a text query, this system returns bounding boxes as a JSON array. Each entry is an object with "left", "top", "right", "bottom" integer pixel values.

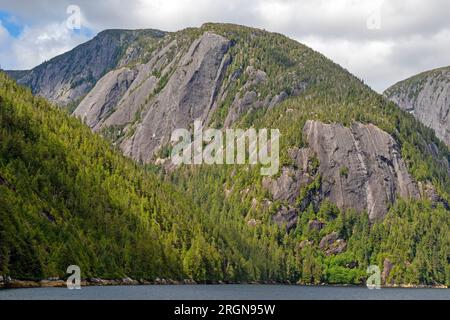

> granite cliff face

[
  {"left": 264, "top": 120, "right": 424, "bottom": 225},
  {"left": 304, "top": 120, "right": 420, "bottom": 220},
  {"left": 71, "top": 25, "right": 315, "bottom": 162},
  {"left": 72, "top": 31, "right": 233, "bottom": 161},
  {"left": 6, "top": 29, "right": 166, "bottom": 106},
  {"left": 121, "top": 32, "right": 232, "bottom": 161},
  {"left": 73, "top": 67, "right": 137, "bottom": 130},
  {"left": 384, "top": 66, "right": 450, "bottom": 147},
  {"left": 5, "top": 24, "right": 316, "bottom": 163}
]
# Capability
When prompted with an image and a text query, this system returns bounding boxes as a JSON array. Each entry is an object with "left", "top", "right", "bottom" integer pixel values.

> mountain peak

[{"left": 384, "top": 65, "right": 450, "bottom": 146}]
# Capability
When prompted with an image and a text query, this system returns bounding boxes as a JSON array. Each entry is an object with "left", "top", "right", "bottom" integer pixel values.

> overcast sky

[{"left": 0, "top": 0, "right": 449, "bottom": 92}]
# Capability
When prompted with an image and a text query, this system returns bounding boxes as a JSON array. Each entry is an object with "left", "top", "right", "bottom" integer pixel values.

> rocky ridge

[
  {"left": 6, "top": 29, "right": 166, "bottom": 106},
  {"left": 68, "top": 24, "right": 318, "bottom": 162},
  {"left": 384, "top": 66, "right": 450, "bottom": 147}
]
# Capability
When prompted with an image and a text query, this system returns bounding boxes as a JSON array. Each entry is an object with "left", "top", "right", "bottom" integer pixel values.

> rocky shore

[
  {"left": 0, "top": 276, "right": 199, "bottom": 289},
  {"left": 0, "top": 275, "right": 447, "bottom": 289}
]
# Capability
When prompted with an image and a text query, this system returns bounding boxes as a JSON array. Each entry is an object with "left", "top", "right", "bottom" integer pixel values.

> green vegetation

[
  {"left": 339, "top": 166, "right": 349, "bottom": 178},
  {"left": 0, "top": 24, "right": 449, "bottom": 286},
  {"left": 0, "top": 73, "right": 215, "bottom": 281},
  {"left": 163, "top": 163, "right": 449, "bottom": 285},
  {"left": 160, "top": 24, "right": 449, "bottom": 286},
  {"left": 154, "top": 72, "right": 170, "bottom": 94}
]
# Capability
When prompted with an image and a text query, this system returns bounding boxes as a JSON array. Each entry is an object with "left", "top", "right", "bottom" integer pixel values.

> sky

[{"left": 0, "top": 0, "right": 449, "bottom": 92}]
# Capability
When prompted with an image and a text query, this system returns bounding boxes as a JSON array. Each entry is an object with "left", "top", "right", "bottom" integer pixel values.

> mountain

[
  {"left": 68, "top": 23, "right": 449, "bottom": 217},
  {"left": 0, "top": 72, "right": 222, "bottom": 281},
  {"left": 2, "top": 23, "right": 449, "bottom": 286},
  {"left": 72, "top": 24, "right": 325, "bottom": 163},
  {"left": 5, "top": 29, "right": 166, "bottom": 108},
  {"left": 384, "top": 66, "right": 450, "bottom": 147}
]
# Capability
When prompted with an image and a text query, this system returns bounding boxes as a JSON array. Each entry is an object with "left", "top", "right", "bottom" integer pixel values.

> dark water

[{"left": 0, "top": 285, "right": 449, "bottom": 300}]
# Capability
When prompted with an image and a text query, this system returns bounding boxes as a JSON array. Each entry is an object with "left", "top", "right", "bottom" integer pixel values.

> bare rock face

[
  {"left": 262, "top": 147, "right": 315, "bottom": 203},
  {"left": 272, "top": 206, "right": 298, "bottom": 231},
  {"left": 223, "top": 66, "right": 307, "bottom": 127},
  {"left": 325, "top": 240, "right": 347, "bottom": 256},
  {"left": 82, "top": 39, "right": 179, "bottom": 131},
  {"left": 40, "top": 26, "right": 315, "bottom": 163},
  {"left": 381, "top": 258, "right": 394, "bottom": 285},
  {"left": 308, "top": 219, "right": 325, "bottom": 231},
  {"left": 384, "top": 66, "right": 450, "bottom": 147},
  {"left": 224, "top": 67, "right": 268, "bottom": 127},
  {"left": 122, "top": 32, "right": 232, "bottom": 161},
  {"left": 304, "top": 120, "right": 420, "bottom": 220},
  {"left": 72, "top": 31, "right": 238, "bottom": 161},
  {"left": 319, "top": 232, "right": 347, "bottom": 255},
  {"left": 264, "top": 120, "right": 420, "bottom": 221},
  {"left": 416, "top": 181, "right": 449, "bottom": 210},
  {"left": 73, "top": 68, "right": 137, "bottom": 130},
  {"left": 262, "top": 167, "right": 310, "bottom": 204},
  {"left": 102, "top": 60, "right": 162, "bottom": 128},
  {"left": 319, "top": 232, "right": 339, "bottom": 249}
]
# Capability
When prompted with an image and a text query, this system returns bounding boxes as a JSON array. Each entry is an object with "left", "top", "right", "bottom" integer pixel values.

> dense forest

[
  {"left": 1, "top": 22, "right": 449, "bottom": 286},
  {"left": 1, "top": 68, "right": 448, "bottom": 285},
  {"left": 163, "top": 24, "right": 450, "bottom": 285},
  {"left": 0, "top": 72, "right": 212, "bottom": 280}
]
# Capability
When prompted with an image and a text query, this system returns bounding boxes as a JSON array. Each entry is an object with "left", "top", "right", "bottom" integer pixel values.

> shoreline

[{"left": 0, "top": 278, "right": 447, "bottom": 290}]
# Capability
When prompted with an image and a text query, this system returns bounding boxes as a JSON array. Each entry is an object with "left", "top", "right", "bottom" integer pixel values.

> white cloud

[
  {"left": 0, "top": 19, "right": 90, "bottom": 70},
  {"left": 10, "top": 22, "right": 89, "bottom": 70},
  {"left": 0, "top": 22, "right": 9, "bottom": 42},
  {"left": 0, "top": 0, "right": 449, "bottom": 91},
  {"left": 0, "top": 21, "right": 14, "bottom": 69},
  {"left": 301, "top": 37, "right": 395, "bottom": 91}
]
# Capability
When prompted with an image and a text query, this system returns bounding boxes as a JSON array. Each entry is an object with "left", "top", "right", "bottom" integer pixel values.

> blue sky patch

[
  {"left": 0, "top": 10, "right": 24, "bottom": 37},
  {"left": 72, "top": 26, "right": 96, "bottom": 39}
]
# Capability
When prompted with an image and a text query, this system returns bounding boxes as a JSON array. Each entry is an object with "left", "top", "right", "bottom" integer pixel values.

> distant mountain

[
  {"left": 5, "top": 29, "right": 166, "bottom": 107},
  {"left": 384, "top": 66, "right": 450, "bottom": 147},
  {"left": 2, "top": 23, "right": 449, "bottom": 286}
]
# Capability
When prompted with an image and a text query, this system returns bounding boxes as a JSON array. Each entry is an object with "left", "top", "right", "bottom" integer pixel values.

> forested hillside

[
  {"left": 1, "top": 23, "right": 449, "bottom": 286},
  {"left": 163, "top": 70, "right": 450, "bottom": 286},
  {"left": 0, "top": 72, "right": 218, "bottom": 281}
]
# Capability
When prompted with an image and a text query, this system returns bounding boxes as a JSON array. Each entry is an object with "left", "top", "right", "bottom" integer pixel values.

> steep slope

[
  {"left": 0, "top": 72, "right": 224, "bottom": 281},
  {"left": 263, "top": 120, "right": 421, "bottom": 222},
  {"left": 3, "top": 71, "right": 389, "bottom": 285},
  {"left": 168, "top": 73, "right": 450, "bottom": 285},
  {"left": 153, "top": 25, "right": 450, "bottom": 285},
  {"left": 70, "top": 23, "right": 447, "bottom": 221},
  {"left": 72, "top": 24, "right": 338, "bottom": 162},
  {"left": 384, "top": 66, "right": 450, "bottom": 147},
  {"left": 5, "top": 29, "right": 166, "bottom": 107},
  {"left": 2, "top": 23, "right": 450, "bottom": 286},
  {"left": 11, "top": 22, "right": 449, "bottom": 224}
]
